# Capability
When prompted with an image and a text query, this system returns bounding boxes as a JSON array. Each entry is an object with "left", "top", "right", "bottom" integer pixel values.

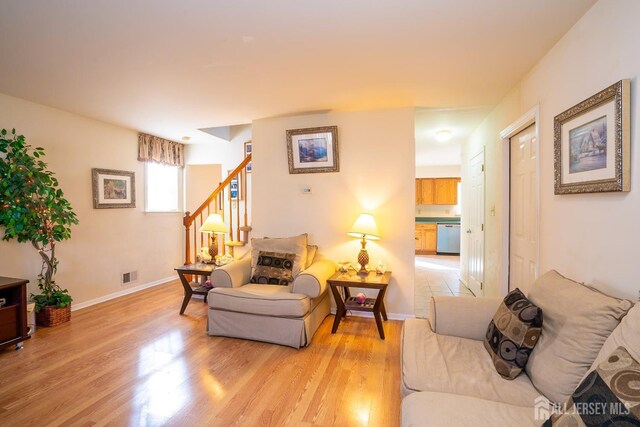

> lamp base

[
  {"left": 208, "top": 237, "right": 219, "bottom": 258},
  {"left": 357, "top": 248, "right": 369, "bottom": 275}
]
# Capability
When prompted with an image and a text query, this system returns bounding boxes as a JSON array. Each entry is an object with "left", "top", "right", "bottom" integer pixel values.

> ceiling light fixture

[
  {"left": 435, "top": 130, "right": 452, "bottom": 142},
  {"left": 181, "top": 136, "right": 191, "bottom": 142}
]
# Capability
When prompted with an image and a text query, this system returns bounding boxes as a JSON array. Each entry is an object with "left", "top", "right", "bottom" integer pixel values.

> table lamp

[
  {"left": 347, "top": 213, "right": 380, "bottom": 274},
  {"left": 199, "top": 213, "right": 228, "bottom": 258}
]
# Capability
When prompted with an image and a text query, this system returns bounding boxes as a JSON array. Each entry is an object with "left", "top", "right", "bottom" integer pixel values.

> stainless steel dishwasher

[{"left": 436, "top": 223, "right": 461, "bottom": 254}]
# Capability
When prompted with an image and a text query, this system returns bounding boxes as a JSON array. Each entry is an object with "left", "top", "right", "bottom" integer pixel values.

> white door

[
  {"left": 509, "top": 124, "right": 538, "bottom": 294},
  {"left": 467, "top": 150, "right": 484, "bottom": 296}
]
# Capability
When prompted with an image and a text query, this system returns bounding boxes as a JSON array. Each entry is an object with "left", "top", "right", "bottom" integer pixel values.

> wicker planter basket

[{"left": 35, "top": 305, "right": 71, "bottom": 327}]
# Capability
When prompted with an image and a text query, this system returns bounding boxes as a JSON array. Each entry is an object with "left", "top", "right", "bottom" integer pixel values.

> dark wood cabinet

[{"left": 0, "top": 277, "right": 30, "bottom": 351}]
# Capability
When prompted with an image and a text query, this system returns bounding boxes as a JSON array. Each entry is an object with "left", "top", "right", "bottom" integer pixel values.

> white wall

[
  {"left": 185, "top": 125, "right": 251, "bottom": 173},
  {"left": 462, "top": 0, "right": 639, "bottom": 299},
  {"left": 415, "top": 164, "right": 461, "bottom": 178},
  {"left": 251, "top": 108, "right": 415, "bottom": 316},
  {"left": 0, "top": 93, "right": 183, "bottom": 306}
]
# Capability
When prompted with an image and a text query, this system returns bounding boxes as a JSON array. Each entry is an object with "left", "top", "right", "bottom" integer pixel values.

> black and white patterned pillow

[
  {"left": 543, "top": 346, "right": 640, "bottom": 426},
  {"left": 250, "top": 251, "right": 295, "bottom": 286},
  {"left": 483, "top": 288, "right": 543, "bottom": 379}
]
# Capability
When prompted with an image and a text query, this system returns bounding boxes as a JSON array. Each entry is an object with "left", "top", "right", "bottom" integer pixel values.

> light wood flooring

[{"left": 0, "top": 281, "right": 402, "bottom": 426}]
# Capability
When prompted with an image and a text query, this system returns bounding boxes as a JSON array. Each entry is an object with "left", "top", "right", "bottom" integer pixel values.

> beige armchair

[{"left": 207, "top": 257, "right": 336, "bottom": 348}]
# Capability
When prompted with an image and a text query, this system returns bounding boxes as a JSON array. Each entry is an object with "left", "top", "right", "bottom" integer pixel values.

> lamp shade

[
  {"left": 347, "top": 213, "right": 380, "bottom": 240},
  {"left": 199, "top": 213, "right": 228, "bottom": 234}
]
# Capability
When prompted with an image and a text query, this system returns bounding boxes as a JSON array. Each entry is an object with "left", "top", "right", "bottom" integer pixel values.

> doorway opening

[{"left": 413, "top": 108, "right": 489, "bottom": 318}]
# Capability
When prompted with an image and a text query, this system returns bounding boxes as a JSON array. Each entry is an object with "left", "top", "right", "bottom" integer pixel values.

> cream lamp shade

[
  {"left": 199, "top": 213, "right": 228, "bottom": 234},
  {"left": 347, "top": 213, "right": 380, "bottom": 241},
  {"left": 348, "top": 213, "right": 380, "bottom": 274},
  {"left": 199, "top": 213, "right": 227, "bottom": 260}
]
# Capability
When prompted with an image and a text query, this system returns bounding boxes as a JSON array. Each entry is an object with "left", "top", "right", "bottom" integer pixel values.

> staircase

[{"left": 183, "top": 154, "right": 252, "bottom": 265}]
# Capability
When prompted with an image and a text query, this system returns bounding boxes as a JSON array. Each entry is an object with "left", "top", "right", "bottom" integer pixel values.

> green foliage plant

[{"left": 0, "top": 129, "right": 78, "bottom": 311}]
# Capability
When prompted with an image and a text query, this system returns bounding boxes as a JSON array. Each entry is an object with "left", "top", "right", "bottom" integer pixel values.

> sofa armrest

[
  {"left": 429, "top": 295, "right": 502, "bottom": 341},
  {"left": 291, "top": 259, "right": 337, "bottom": 298},
  {"left": 211, "top": 257, "right": 252, "bottom": 288}
]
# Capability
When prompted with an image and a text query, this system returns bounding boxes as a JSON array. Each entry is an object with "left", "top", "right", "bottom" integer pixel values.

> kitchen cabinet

[
  {"left": 434, "top": 178, "right": 460, "bottom": 205},
  {"left": 415, "top": 223, "right": 437, "bottom": 254},
  {"left": 415, "top": 177, "right": 460, "bottom": 205}
]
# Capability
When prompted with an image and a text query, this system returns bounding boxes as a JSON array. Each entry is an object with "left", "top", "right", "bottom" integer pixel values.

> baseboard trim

[
  {"left": 330, "top": 308, "right": 414, "bottom": 321},
  {"left": 72, "top": 275, "right": 178, "bottom": 311}
]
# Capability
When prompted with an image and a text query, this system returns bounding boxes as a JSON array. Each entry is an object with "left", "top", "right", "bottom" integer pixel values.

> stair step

[{"left": 225, "top": 240, "right": 246, "bottom": 247}]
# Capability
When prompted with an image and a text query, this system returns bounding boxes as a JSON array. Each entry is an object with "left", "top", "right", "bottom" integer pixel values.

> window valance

[{"left": 137, "top": 133, "right": 184, "bottom": 167}]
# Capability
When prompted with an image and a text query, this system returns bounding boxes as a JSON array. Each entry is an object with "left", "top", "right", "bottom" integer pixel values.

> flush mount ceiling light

[{"left": 434, "top": 130, "right": 453, "bottom": 142}]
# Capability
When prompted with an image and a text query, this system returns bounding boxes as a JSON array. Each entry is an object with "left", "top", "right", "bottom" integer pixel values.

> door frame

[{"left": 499, "top": 106, "right": 540, "bottom": 296}]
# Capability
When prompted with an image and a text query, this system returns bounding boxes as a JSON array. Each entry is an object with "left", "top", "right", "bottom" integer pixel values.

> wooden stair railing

[{"left": 183, "top": 154, "right": 252, "bottom": 265}]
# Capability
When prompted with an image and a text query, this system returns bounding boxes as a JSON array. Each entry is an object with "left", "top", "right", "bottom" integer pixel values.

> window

[{"left": 145, "top": 162, "right": 180, "bottom": 212}]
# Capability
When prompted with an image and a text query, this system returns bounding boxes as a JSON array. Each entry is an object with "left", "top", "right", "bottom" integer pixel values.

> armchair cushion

[
  {"left": 429, "top": 295, "right": 502, "bottom": 341},
  {"left": 251, "top": 234, "right": 308, "bottom": 278},
  {"left": 209, "top": 284, "right": 310, "bottom": 317},
  {"left": 292, "top": 259, "right": 336, "bottom": 298},
  {"left": 210, "top": 257, "right": 251, "bottom": 289}
]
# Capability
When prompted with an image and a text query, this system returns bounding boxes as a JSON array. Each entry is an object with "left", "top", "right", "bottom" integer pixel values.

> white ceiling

[
  {"left": 0, "top": 0, "right": 596, "bottom": 145},
  {"left": 415, "top": 107, "right": 493, "bottom": 166}
]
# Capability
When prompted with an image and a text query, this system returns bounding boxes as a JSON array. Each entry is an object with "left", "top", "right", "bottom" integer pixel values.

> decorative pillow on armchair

[
  {"left": 483, "top": 288, "right": 543, "bottom": 380},
  {"left": 250, "top": 251, "right": 296, "bottom": 286},
  {"left": 543, "top": 346, "right": 640, "bottom": 426}
]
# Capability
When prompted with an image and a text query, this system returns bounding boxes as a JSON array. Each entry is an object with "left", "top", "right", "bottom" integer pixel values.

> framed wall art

[
  {"left": 92, "top": 168, "right": 136, "bottom": 208},
  {"left": 286, "top": 126, "right": 339, "bottom": 174},
  {"left": 244, "top": 141, "right": 252, "bottom": 173},
  {"left": 554, "top": 79, "right": 630, "bottom": 194}
]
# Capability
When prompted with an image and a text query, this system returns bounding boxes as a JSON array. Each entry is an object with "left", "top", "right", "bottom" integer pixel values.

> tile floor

[{"left": 414, "top": 254, "right": 475, "bottom": 319}]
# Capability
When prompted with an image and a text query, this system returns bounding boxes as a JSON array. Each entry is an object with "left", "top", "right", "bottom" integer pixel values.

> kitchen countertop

[{"left": 415, "top": 217, "right": 461, "bottom": 224}]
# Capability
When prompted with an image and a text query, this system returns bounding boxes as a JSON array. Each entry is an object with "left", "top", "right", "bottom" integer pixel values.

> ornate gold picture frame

[
  {"left": 554, "top": 80, "right": 630, "bottom": 194},
  {"left": 286, "top": 126, "right": 339, "bottom": 174}
]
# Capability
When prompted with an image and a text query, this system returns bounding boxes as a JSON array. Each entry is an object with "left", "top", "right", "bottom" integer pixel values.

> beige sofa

[
  {"left": 207, "top": 257, "right": 336, "bottom": 348},
  {"left": 401, "top": 270, "right": 636, "bottom": 426}
]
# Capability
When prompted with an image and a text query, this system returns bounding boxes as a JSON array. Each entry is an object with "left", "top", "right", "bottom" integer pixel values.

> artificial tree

[{"left": 0, "top": 129, "right": 78, "bottom": 313}]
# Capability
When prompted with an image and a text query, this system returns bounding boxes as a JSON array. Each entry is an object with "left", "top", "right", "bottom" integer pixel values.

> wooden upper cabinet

[
  {"left": 434, "top": 178, "right": 460, "bottom": 205},
  {"left": 415, "top": 177, "right": 459, "bottom": 205},
  {"left": 418, "top": 178, "right": 435, "bottom": 205}
]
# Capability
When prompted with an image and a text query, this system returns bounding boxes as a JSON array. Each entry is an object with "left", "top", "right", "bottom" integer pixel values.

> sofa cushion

[
  {"left": 483, "top": 288, "right": 543, "bottom": 380},
  {"left": 591, "top": 302, "right": 640, "bottom": 370},
  {"left": 250, "top": 251, "right": 295, "bottom": 285},
  {"left": 251, "top": 234, "right": 308, "bottom": 278},
  {"left": 402, "top": 391, "right": 539, "bottom": 427},
  {"left": 306, "top": 245, "right": 318, "bottom": 268},
  {"left": 525, "top": 270, "right": 633, "bottom": 403},
  {"left": 209, "top": 284, "right": 310, "bottom": 317},
  {"left": 402, "top": 318, "right": 541, "bottom": 407},
  {"left": 543, "top": 346, "right": 640, "bottom": 426}
]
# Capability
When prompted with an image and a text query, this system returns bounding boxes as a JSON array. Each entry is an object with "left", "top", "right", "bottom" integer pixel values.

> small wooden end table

[
  {"left": 328, "top": 270, "right": 391, "bottom": 339},
  {"left": 175, "top": 263, "right": 216, "bottom": 315}
]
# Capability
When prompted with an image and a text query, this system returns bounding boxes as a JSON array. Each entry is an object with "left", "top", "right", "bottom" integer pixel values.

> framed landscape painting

[
  {"left": 554, "top": 80, "right": 630, "bottom": 194},
  {"left": 92, "top": 168, "right": 136, "bottom": 208},
  {"left": 286, "top": 126, "right": 339, "bottom": 174}
]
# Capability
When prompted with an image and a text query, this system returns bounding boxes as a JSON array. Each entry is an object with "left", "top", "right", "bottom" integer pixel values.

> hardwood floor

[{"left": 0, "top": 281, "right": 402, "bottom": 426}]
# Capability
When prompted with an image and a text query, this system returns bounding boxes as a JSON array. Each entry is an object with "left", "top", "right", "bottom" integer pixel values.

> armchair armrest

[
  {"left": 292, "top": 259, "right": 337, "bottom": 298},
  {"left": 429, "top": 295, "right": 502, "bottom": 341},
  {"left": 211, "top": 257, "right": 251, "bottom": 289}
]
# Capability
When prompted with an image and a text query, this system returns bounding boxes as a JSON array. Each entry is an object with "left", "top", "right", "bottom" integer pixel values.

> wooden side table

[
  {"left": 328, "top": 271, "right": 391, "bottom": 339},
  {"left": 0, "top": 277, "right": 30, "bottom": 351},
  {"left": 175, "top": 263, "right": 216, "bottom": 315}
]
